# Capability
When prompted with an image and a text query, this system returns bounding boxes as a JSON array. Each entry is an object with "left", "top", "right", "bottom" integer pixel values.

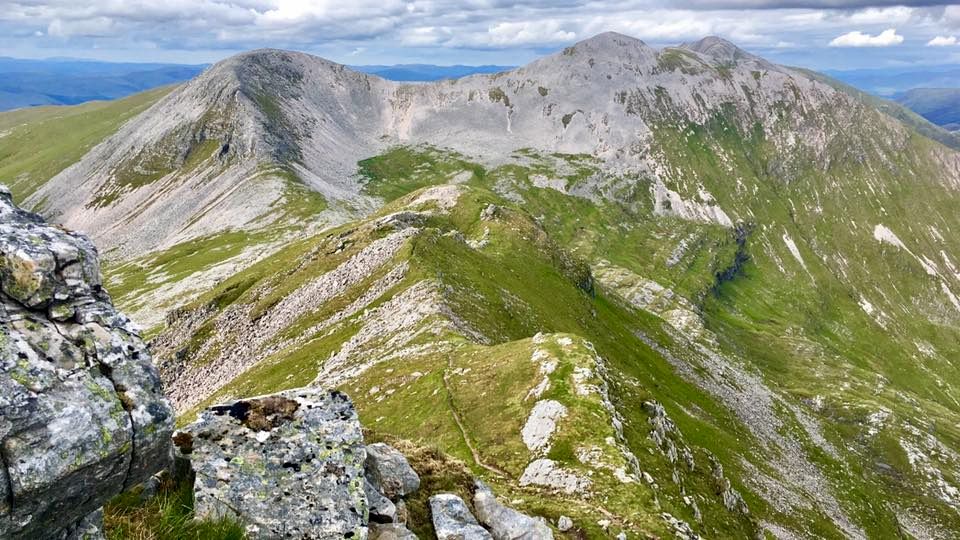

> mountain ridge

[
  {"left": 26, "top": 31, "right": 909, "bottom": 259},
  {"left": 6, "top": 32, "right": 960, "bottom": 539}
]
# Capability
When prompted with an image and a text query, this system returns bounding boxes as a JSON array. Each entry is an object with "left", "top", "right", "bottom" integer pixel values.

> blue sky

[{"left": 1, "top": 1, "right": 959, "bottom": 70}]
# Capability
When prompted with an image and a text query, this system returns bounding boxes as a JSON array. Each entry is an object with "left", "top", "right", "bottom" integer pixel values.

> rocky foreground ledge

[
  {"left": 0, "top": 186, "right": 174, "bottom": 538},
  {"left": 174, "top": 388, "right": 556, "bottom": 540}
]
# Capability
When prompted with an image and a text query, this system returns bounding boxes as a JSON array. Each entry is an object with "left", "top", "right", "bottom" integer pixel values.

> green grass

[
  {"left": 488, "top": 87, "right": 510, "bottom": 107},
  {"left": 656, "top": 49, "right": 706, "bottom": 75},
  {"left": 103, "top": 476, "right": 244, "bottom": 540},
  {"left": 0, "top": 86, "right": 172, "bottom": 205},
  {"left": 105, "top": 230, "right": 261, "bottom": 311},
  {"left": 358, "top": 145, "right": 484, "bottom": 201}
]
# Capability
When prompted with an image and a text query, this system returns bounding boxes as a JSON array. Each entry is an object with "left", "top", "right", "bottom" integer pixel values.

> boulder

[
  {"left": 370, "top": 522, "right": 419, "bottom": 540},
  {"left": 365, "top": 478, "right": 398, "bottom": 523},
  {"left": 0, "top": 186, "right": 174, "bottom": 539},
  {"left": 366, "top": 442, "right": 421, "bottom": 500},
  {"left": 557, "top": 516, "right": 574, "bottom": 532},
  {"left": 473, "top": 482, "right": 553, "bottom": 540},
  {"left": 430, "top": 493, "right": 493, "bottom": 540},
  {"left": 173, "top": 388, "right": 368, "bottom": 540}
]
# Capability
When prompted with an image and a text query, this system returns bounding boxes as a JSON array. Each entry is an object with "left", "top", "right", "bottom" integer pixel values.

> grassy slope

[
  {"left": 154, "top": 145, "right": 921, "bottom": 537},
  {"left": 221, "top": 131, "right": 960, "bottom": 536},
  {"left": 120, "top": 104, "right": 960, "bottom": 536},
  {"left": 159, "top": 183, "right": 769, "bottom": 538},
  {"left": 0, "top": 86, "right": 173, "bottom": 205}
]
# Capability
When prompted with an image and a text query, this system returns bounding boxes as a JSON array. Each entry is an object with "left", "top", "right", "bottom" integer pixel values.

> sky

[{"left": 0, "top": 1, "right": 959, "bottom": 70}]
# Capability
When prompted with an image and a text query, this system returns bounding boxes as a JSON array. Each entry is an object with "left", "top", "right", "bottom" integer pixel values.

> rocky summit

[
  {"left": 4, "top": 28, "right": 960, "bottom": 539},
  {"left": 0, "top": 186, "right": 174, "bottom": 539}
]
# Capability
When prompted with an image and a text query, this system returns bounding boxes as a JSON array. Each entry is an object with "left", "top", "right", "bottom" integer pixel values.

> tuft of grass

[
  {"left": 365, "top": 435, "right": 477, "bottom": 539},
  {"left": 488, "top": 87, "right": 510, "bottom": 107},
  {"left": 103, "top": 476, "right": 245, "bottom": 540}
]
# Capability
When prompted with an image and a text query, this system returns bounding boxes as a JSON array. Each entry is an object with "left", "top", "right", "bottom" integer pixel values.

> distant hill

[
  {"left": 0, "top": 58, "right": 513, "bottom": 110},
  {"left": 895, "top": 88, "right": 960, "bottom": 131},
  {"left": 351, "top": 63, "right": 513, "bottom": 81},
  {"left": 826, "top": 64, "right": 960, "bottom": 96},
  {"left": 0, "top": 57, "right": 206, "bottom": 110}
]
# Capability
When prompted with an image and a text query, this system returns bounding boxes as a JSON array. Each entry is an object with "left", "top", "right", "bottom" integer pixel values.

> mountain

[
  {"left": 0, "top": 57, "right": 205, "bottom": 111},
  {"left": 826, "top": 64, "right": 960, "bottom": 96},
  {"left": 6, "top": 31, "right": 960, "bottom": 538},
  {"left": 352, "top": 64, "right": 514, "bottom": 81},
  {"left": 896, "top": 88, "right": 960, "bottom": 132}
]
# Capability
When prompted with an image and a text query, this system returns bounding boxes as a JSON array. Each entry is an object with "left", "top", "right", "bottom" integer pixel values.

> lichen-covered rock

[
  {"left": 0, "top": 186, "right": 174, "bottom": 539},
  {"left": 173, "top": 388, "right": 368, "bottom": 540},
  {"left": 366, "top": 442, "right": 421, "bottom": 500},
  {"left": 473, "top": 482, "right": 553, "bottom": 540},
  {"left": 430, "top": 493, "right": 493, "bottom": 540},
  {"left": 370, "top": 522, "right": 418, "bottom": 540}
]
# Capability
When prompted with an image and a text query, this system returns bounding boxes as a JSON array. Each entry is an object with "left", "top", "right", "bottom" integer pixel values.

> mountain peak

[
  {"left": 566, "top": 31, "right": 654, "bottom": 55},
  {"left": 680, "top": 36, "right": 757, "bottom": 64},
  {"left": 214, "top": 47, "right": 344, "bottom": 79}
]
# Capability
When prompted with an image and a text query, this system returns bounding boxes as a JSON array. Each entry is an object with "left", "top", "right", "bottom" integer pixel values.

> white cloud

[
  {"left": 485, "top": 21, "right": 577, "bottom": 47},
  {"left": 47, "top": 17, "right": 116, "bottom": 38},
  {"left": 847, "top": 7, "right": 912, "bottom": 25},
  {"left": 829, "top": 28, "right": 903, "bottom": 47},
  {"left": 0, "top": 1, "right": 954, "bottom": 67},
  {"left": 944, "top": 6, "right": 960, "bottom": 29},
  {"left": 927, "top": 35, "right": 957, "bottom": 46}
]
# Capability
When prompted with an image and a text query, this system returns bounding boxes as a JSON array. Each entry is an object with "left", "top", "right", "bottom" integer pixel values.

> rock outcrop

[
  {"left": 430, "top": 493, "right": 493, "bottom": 540},
  {"left": 370, "top": 522, "right": 418, "bottom": 540},
  {"left": 173, "top": 389, "right": 369, "bottom": 539},
  {"left": 0, "top": 185, "right": 174, "bottom": 539},
  {"left": 174, "top": 387, "right": 427, "bottom": 539},
  {"left": 176, "top": 385, "right": 567, "bottom": 539},
  {"left": 473, "top": 482, "right": 553, "bottom": 540},
  {"left": 365, "top": 442, "right": 421, "bottom": 501}
]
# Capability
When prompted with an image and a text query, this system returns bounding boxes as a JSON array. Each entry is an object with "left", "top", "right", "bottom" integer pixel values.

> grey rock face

[
  {"left": 0, "top": 186, "right": 174, "bottom": 539},
  {"left": 366, "top": 442, "right": 421, "bottom": 500},
  {"left": 473, "top": 482, "right": 553, "bottom": 540},
  {"left": 173, "top": 388, "right": 368, "bottom": 540},
  {"left": 63, "top": 509, "right": 105, "bottom": 540},
  {"left": 430, "top": 493, "right": 493, "bottom": 540},
  {"left": 365, "top": 478, "right": 398, "bottom": 523},
  {"left": 370, "top": 522, "right": 418, "bottom": 540}
]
